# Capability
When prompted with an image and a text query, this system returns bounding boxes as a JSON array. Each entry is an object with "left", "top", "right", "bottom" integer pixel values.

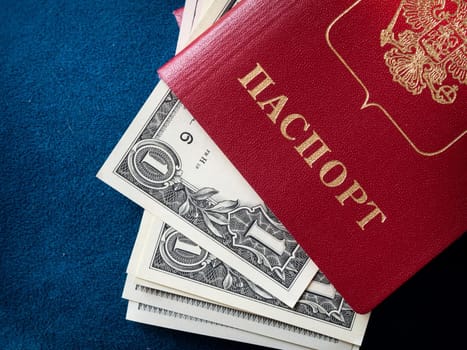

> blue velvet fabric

[{"left": 1, "top": 1, "right": 465, "bottom": 349}]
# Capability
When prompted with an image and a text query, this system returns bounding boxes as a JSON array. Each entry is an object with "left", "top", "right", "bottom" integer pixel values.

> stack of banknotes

[{"left": 97, "top": 1, "right": 370, "bottom": 349}]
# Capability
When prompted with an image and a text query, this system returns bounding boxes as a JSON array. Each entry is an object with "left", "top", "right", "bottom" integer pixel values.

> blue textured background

[{"left": 1, "top": 1, "right": 465, "bottom": 349}]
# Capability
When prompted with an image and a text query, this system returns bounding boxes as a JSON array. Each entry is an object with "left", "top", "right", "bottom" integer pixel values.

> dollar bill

[
  {"left": 127, "top": 213, "right": 369, "bottom": 346},
  {"left": 186, "top": 0, "right": 240, "bottom": 41},
  {"left": 126, "top": 301, "right": 322, "bottom": 350},
  {"left": 174, "top": 0, "right": 196, "bottom": 52},
  {"left": 192, "top": 0, "right": 216, "bottom": 29},
  {"left": 124, "top": 276, "right": 360, "bottom": 350},
  {"left": 175, "top": 0, "right": 212, "bottom": 52},
  {"left": 176, "top": 0, "right": 217, "bottom": 52},
  {"left": 98, "top": 46, "right": 319, "bottom": 308}
]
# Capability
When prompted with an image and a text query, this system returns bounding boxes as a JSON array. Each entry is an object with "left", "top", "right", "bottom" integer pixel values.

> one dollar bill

[
  {"left": 124, "top": 276, "right": 360, "bottom": 350},
  {"left": 126, "top": 300, "right": 327, "bottom": 350},
  {"left": 126, "top": 212, "right": 369, "bottom": 346},
  {"left": 97, "top": 78, "right": 318, "bottom": 307}
]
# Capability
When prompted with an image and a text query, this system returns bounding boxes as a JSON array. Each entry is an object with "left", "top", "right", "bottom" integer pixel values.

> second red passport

[{"left": 159, "top": 0, "right": 467, "bottom": 313}]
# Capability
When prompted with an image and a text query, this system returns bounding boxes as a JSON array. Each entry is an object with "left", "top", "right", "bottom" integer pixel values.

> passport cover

[{"left": 158, "top": 0, "right": 467, "bottom": 313}]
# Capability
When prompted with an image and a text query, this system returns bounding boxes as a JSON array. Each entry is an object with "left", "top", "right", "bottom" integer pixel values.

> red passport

[{"left": 159, "top": 0, "right": 467, "bottom": 313}]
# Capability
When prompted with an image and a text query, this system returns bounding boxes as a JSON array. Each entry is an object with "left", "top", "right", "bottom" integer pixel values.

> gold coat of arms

[{"left": 380, "top": 0, "right": 467, "bottom": 104}]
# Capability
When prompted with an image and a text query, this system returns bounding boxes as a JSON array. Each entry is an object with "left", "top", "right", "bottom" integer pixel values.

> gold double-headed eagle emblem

[{"left": 380, "top": 0, "right": 467, "bottom": 104}]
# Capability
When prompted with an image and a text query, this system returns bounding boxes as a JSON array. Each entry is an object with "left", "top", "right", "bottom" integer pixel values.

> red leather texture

[{"left": 159, "top": 0, "right": 467, "bottom": 313}]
